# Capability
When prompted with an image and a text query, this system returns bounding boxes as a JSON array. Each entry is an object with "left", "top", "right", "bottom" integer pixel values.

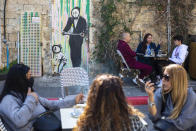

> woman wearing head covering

[
  {"left": 74, "top": 74, "right": 147, "bottom": 131},
  {"left": 0, "top": 64, "right": 83, "bottom": 131},
  {"left": 145, "top": 64, "right": 196, "bottom": 131}
]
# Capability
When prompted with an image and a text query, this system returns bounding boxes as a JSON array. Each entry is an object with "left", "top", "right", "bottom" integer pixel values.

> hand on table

[{"left": 75, "top": 94, "right": 84, "bottom": 104}]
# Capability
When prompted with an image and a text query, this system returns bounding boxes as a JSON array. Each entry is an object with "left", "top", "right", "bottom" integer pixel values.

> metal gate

[{"left": 20, "top": 12, "right": 42, "bottom": 76}]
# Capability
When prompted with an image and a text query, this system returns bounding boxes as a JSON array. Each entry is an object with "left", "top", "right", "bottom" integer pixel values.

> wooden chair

[{"left": 60, "top": 67, "right": 89, "bottom": 98}]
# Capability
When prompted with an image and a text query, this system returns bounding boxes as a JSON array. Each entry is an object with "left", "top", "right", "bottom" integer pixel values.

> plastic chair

[
  {"left": 60, "top": 67, "right": 89, "bottom": 98},
  {"left": 117, "top": 50, "right": 139, "bottom": 78}
]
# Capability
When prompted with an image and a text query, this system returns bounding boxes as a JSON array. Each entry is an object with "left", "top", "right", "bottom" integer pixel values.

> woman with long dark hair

[
  {"left": 0, "top": 64, "right": 83, "bottom": 131},
  {"left": 145, "top": 64, "right": 196, "bottom": 131},
  {"left": 136, "top": 33, "right": 161, "bottom": 66},
  {"left": 74, "top": 74, "right": 147, "bottom": 131}
]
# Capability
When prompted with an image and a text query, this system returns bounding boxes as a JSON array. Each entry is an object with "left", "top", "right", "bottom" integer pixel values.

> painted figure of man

[
  {"left": 62, "top": 7, "right": 87, "bottom": 67},
  {"left": 52, "top": 45, "right": 67, "bottom": 74}
]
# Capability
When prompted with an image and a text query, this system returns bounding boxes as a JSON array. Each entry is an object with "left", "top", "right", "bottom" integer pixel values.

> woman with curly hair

[{"left": 74, "top": 74, "right": 147, "bottom": 131}]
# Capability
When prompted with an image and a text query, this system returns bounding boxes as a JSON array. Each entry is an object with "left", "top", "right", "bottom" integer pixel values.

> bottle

[
  {"left": 151, "top": 49, "right": 155, "bottom": 56},
  {"left": 145, "top": 49, "right": 148, "bottom": 56}
]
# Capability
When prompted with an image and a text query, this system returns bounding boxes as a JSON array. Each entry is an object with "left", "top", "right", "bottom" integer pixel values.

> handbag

[{"left": 33, "top": 111, "right": 61, "bottom": 131}]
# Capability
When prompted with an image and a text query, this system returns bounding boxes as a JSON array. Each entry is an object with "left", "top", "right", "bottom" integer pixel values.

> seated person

[
  {"left": 0, "top": 64, "right": 83, "bottom": 131},
  {"left": 136, "top": 33, "right": 161, "bottom": 66},
  {"left": 156, "top": 35, "right": 188, "bottom": 76},
  {"left": 117, "top": 32, "right": 152, "bottom": 83},
  {"left": 169, "top": 35, "right": 188, "bottom": 65},
  {"left": 145, "top": 64, "right": 196, "bottom": 131},
  {"left": 74, "top": 74, "right": 147, "bottom": 131}
]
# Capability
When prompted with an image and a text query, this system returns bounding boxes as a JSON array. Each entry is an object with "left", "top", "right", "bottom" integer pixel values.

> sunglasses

[{"left": 161, "top": 74, "right": 170, "bottom": 81}]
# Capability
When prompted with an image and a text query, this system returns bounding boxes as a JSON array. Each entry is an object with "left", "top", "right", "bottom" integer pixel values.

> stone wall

[
  {"left": 189, "top": 2, "right": 196, "bottom": 35},
  {"left": 1, "top": 0, "right": 196, "bottom": 75},
  {"left": 0, "top": 0, "right": 52, "bottom": 74}
]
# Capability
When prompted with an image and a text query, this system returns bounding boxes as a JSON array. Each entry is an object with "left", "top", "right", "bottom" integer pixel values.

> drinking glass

[
  {"left": 81, "top": 87, "right": 89, "bottom": 103},
  {"left": 158, "top": 50, "right": 162, "bottom": 56}
]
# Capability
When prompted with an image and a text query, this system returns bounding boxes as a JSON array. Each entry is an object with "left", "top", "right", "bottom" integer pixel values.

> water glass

[
  {"left": 81, "top": 88, "right": 89, "bottom": 103},
  {"left": 151, "top": 49, "right": 155, "bottom": 56},
  {"left": 158, "top": 50, "right": 162, "bottom": 56}
]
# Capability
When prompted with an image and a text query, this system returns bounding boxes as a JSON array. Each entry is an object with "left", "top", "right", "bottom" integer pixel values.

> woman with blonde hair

[
  {"left": 74, "top": 74, "right": 147, "bottom": 131},
  {"left": 145, "top": 64, "right": 196, "bottom": 131}
]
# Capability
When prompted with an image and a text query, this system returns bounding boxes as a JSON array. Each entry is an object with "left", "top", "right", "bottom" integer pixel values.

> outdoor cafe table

[
  {"left": 60, "top": 107, "right": 78, "bottom": 131},
  {"left": 60, "top": 105, "right": 148, "bottom": 130},
  {"left": 143, "top": 54, "right": 168, "bottom": 60},
  {"left": 60, "top": 104, "right": 86, "bottom": 131}
]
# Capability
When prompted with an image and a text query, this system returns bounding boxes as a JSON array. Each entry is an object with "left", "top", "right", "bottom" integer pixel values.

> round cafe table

[{"left": 154, "top": 54, "right": 168, "bottom": 60}]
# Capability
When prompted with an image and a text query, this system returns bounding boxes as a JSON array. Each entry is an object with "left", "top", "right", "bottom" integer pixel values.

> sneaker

[
  {"left": 132, "top": 78, "right": 138, "bottom": 85},
  {"left": 136, "top": 78, "right": 145, "bottom": 88}
]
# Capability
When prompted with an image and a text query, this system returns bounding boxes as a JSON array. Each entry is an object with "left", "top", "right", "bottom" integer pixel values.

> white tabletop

[{"left": 60, "top": 108, "right": 78, "bottom": 129}]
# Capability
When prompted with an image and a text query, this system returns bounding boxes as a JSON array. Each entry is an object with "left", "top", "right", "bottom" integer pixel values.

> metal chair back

[{"left": 117, "top": 50, "right": 131, "bottom": 71}]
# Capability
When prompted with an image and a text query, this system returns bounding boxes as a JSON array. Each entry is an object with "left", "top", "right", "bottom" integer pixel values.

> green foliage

[
  {"left": 0, "top": 60, "right": 17, "bottom": 74},
  {"left": 92, "top": 0, "right": 194, "bottom": 73},
  {"left": 93, "top": 0, "right": 127, "bottom": 65}
]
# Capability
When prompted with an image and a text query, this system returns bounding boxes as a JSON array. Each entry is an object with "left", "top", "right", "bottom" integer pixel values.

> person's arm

[
  {"left": 82, "top": 17, "right": 87, "bottom": 35},
  {"left": 136, "top": 43, "right": 144, "bottom": 54},
  {"left": 63, "top": 17, "right": 73, "bottom": 32},
  {"left": 166, "top": 89, "right": 196, "bottom": 130},
  {"left": 169, "top": 47, "right": 187, "bottom": 64},
  {"left": 125, "top": 44, "right": 136, "bottom": 57},
  {"left": 39, "top": 94, "right": 83, "bottom": 110},
  {"left": 145, "top": 82, "right": 162, "bottom": 121},
  {"left": 0, "top": 95, "right": 37, "bottom": 128}
]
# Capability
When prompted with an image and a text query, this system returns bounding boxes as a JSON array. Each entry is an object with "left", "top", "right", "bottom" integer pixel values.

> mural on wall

[
  {"left": 52, "top": 44, "right": 67, "bottom": 73},
  {"left": 52, "top": 0, "right": 90, "bottom": 74}
]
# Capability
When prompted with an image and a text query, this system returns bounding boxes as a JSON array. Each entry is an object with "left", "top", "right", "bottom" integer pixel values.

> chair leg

[
  {"left": 61, "top": 87, "right": 65, "bottom": 98},
  {"left": 65, "top": 87, "right": 69, "bottom": 96}
]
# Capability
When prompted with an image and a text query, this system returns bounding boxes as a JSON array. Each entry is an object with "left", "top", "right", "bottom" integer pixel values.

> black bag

[{"left": 33, "top": 111, "right": 61, "bottom": 131}]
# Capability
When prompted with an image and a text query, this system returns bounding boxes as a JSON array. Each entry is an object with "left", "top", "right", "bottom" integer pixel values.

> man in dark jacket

[{"left": 62, "top": 7, "right": 87, "bottom": 67}]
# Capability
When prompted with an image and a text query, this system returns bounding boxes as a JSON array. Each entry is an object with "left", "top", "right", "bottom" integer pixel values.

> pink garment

[{"left": 117, "top": 40, "right": 152, "bottom": 79}]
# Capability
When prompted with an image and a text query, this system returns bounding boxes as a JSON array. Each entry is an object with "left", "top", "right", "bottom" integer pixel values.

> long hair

[
  {"left": 162, "top": 64, "right": 188, "bottom": 119},
  {"left": 141, "top": 33, "right": 152, "bottom": 53},
  {"left": 74, "top": 74, "right": 144, "bottom": 131},
  {"left": 0, "top": 64, "right": 30, "bottom": 102}
]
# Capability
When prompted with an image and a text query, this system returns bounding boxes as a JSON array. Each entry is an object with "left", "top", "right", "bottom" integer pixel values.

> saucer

[{"left": 71, "top": 112, "right": 81, "bottom": 118}]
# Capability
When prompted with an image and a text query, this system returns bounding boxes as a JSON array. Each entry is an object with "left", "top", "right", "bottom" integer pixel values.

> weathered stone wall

[
  {"left": 0, "top": 0, "right": 52, "bottom": 74},
  {"left": 1, "top": 0, "right": 196, "bottom": 75},
  {"left": 189, "top": 2, "right": 196, "bottom": 35},
  {"left": 91, "top": 1, "right": 168, "bottom": 52}
]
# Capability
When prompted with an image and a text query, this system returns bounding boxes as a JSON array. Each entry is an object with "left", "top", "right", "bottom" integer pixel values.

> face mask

[{"left": 72, "top": 9, "right": 79, "bottom": 19}]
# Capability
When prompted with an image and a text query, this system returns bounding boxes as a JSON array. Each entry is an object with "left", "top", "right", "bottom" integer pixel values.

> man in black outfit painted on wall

[{"left": 62, "top": 7, "right": 87, "bottom": 67}]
